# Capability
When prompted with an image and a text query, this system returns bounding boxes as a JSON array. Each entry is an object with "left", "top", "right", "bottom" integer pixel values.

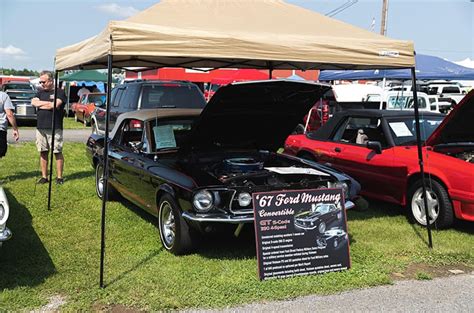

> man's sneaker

[
  {"left": 56, "top": 178, "right": 64, "bottom": 185},
  {"left": 37, "top": 177, "right": 49, "bottom": 184}
]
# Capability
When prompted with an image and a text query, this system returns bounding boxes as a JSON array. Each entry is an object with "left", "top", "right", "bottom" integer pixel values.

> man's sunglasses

[{"left": 39, "top": 80, "right": 51, "bottom": 84}]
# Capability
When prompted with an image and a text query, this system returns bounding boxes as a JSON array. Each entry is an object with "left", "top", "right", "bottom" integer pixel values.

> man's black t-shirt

[{"left": 36, "top": 89, "right": 67, "bottom": 130}]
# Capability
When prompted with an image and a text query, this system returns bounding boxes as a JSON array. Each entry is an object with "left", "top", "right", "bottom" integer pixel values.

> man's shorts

[
  {"left": 0, "top": 130, "right": 7, "bottom": 158},
  {"left": 36, "top": 129, "right": 64, "bottom": 153}
]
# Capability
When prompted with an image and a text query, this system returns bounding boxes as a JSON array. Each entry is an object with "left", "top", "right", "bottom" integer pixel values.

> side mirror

[{"left": 366, "top": 141, "right": 382, "bottom": 154}]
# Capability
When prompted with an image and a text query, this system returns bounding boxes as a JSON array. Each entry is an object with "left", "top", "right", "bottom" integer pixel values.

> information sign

[{"left": 253, "top": 188, "right": 350, "bottom": 280}]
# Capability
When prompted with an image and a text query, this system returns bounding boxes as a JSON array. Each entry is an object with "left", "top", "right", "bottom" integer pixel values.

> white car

[
  {"left": 0, "top": 187, "right": 12, "bottom": 246},
  {"left": 384, "top": 91, "right": 448, "bottom": 113},
  {"left": 427, "top": 84, "right": 466, "bottom": 106}
]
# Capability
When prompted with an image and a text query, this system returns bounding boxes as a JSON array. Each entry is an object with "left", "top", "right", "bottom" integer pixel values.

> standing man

[
  {"left": 31, "top": 71, "right": 67, "bottom": 184},
  {"left": 0, "top": 91, "right": 19, "bottom": 158},
  {"left": 77, "top": 83, "right": 90, "bottom": 98}
]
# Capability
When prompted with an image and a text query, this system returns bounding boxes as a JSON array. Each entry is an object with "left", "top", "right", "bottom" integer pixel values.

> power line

[{"left": 325, "top": 0, "right": 358, "bottom": 17}]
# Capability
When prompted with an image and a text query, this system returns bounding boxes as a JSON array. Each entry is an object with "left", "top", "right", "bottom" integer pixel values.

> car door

[
  {"left": 108, "top": 119, "right": 147, "bottom": 208},
  {"left": 322, "top": 116, "right": 398, "bottom": 201}
]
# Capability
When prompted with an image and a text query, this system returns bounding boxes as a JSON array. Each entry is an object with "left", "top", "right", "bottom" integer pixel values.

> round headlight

[
  {"left": 237, "top": 192, "right": 252, "bottom": 207},
  {"left": 193, "top": 190, "right": 213, "bottom": 212}
]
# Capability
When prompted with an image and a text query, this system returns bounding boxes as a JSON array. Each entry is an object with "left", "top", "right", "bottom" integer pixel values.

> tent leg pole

[
  {"left": 47, "top": 71, "right": 59, "bottom": 211},
  {"left": 100, "top": 53, "right": 113, "bottom": 288},
  {"left": 411, "top": 67, "right": 433, "bottom": 249}
]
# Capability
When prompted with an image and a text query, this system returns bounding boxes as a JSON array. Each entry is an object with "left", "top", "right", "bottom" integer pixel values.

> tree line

[{"left": 0, "top": 68, "right": 40, "bottom": 76}]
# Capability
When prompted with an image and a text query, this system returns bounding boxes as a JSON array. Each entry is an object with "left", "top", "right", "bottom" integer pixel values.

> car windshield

[
  {"left": 141, "top": 84, "right": 206, "bottom": 109},
  {"left": 387, "top": 116, "right": 444, "bottom": 146},
  {"left": 7, "top": 90, "right": 36, "bottom": 98},
  {"left": 3, "top": 83, "right": 34, "bottom": 90},
  {"left": 88, "top": 94, "right": 106, "bottom": 105},
  {"left": 312, "top": 203, "right": 332, "bottom": 214},
  {"left": 387, "top": 95, "right": 427, "bottom": 109},
  {"left": 149, "top": 118, "right": 196, "bottom": 152}
]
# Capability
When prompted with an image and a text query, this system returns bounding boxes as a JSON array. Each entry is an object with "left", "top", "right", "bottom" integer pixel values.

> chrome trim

[
  {"left": 345, "top": 200, "right": 355, "bottom": 210},
  {"left": 183, "top": 200, "right": 354, "bottom": 223},
  {"left": 0, "top": 227, "right": 12, "bottom": 242},
  {"left": 182, "top": 212, "right": 254, "bottom": 223}
]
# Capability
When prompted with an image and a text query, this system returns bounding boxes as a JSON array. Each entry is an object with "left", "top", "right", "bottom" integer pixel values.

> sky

[{"left": 1, "top": 0, "right": 473, "bottom": 71}]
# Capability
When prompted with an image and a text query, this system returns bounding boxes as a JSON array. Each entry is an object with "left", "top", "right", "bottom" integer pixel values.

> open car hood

[
  {"left": 426, "top": 90, "right": 474, "bottom": 146},
  {"left": 188, "top": 80, "right": 331, "bottom": 151}
]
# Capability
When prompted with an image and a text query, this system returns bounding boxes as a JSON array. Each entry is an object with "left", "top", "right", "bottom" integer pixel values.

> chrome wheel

[
  {"left": 159, "top": 201, "right": 176, "bottom": 249},
  {"left": 95, "top": 164, "right": 104, "bottom": 198},
  {"left": 411, "top": 187, "right": 439, "bottom": 226}
]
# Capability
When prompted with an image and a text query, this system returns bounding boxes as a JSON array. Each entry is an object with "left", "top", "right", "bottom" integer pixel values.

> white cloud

[
  {"left": 95, "top": 3, "right": 139, "bottom": 18},
  {"left": 0, "top": 45, "right": 29, "bottom": 60},
  {"left": 0, "top": 45, "right": 26, "bottom": 56}
]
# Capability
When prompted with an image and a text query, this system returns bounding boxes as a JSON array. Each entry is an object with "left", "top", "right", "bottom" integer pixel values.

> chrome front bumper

[{"left": 182, "top": 200, "right": 354, "bottom": 224}]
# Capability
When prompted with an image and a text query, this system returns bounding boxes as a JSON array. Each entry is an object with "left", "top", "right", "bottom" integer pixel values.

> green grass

[
  {"left": 18, "top": 117, "right": 87, "bottom": 130},
  {"left": 0, "top": 143, "right": 473, "bottom": 311}
]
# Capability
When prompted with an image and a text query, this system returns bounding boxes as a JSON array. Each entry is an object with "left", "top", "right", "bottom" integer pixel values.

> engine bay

[
  {"left": 433, "top": 144, "right": 474, "bottom": 163},
  {"left": 451, "top": 151, "right": 474, "bottom": 163},
  {"left": 188, "top": 151, "right": 333, "bottom": 190}
]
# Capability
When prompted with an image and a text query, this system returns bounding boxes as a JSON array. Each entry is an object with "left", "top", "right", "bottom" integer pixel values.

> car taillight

[{"left": 130, "top": 119, "right": 143, "bottom": 129}]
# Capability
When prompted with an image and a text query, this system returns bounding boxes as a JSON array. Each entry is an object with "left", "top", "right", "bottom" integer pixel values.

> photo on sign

[
  {"left": 294, "top": 202, "right": 348, "bottom": 251},
  {"left": 253, "top": 188, "right": 351, "bottom": 281}
]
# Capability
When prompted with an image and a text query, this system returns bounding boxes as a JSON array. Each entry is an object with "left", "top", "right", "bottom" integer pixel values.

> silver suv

[
  {"left": 2, "top": 82, "right": 37, "bottom": 122},
  {"left": 91, "top": 80, "right": 206, "bottom": 134}
]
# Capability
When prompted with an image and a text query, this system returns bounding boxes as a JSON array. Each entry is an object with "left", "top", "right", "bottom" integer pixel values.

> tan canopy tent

[
  {"left": 55, "top": 0, "right": 415, "bottom": 71},
  {"left": 52, "top": 1, "right": 433, "bottom": 287}
]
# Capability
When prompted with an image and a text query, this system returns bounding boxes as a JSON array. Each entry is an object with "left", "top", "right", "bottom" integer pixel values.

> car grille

[{"left": 15, "top": 104, "right": 36, "bottom": 116}]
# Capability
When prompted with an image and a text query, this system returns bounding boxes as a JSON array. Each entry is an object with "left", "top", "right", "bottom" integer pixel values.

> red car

[
  {"left": 284, "top": 90, "right": 474, "bottom": 228},
  {"left": 71, "top": 92, "right": 106, "bottom": 126}
]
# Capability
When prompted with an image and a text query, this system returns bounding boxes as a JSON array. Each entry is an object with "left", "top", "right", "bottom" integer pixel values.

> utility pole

[{"left": 380, "top": 0, "right": 389, "bottom": 35}]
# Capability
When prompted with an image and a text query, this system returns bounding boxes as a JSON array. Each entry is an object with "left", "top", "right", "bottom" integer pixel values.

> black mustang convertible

[{"left": 87, "top": 80, "right": 360, "bottom": 254}]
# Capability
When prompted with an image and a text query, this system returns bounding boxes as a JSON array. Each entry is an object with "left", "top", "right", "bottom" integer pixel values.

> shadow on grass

[
  {"left": 350, "top": 198, "right": 474, "bottom": 245},
  {"left": 117, "top": 198, "right": 257, "bottom": 260},
  {"left": 105, "top": 250, "right": 161, "bottom": 288},
  {"left": 1, "top": 170, "right": 93, "bottom": 183},
  {"left": 347, "top": 199, "right": 405, "bottom": 222},
  {"left": 0, "top": 188, "right": 56, "bottom": 290}
]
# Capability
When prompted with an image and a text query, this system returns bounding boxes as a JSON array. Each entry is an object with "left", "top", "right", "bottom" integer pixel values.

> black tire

[
  {"left": 158, "top": 194, "right": 193, "bottom": 255},
  {"left": 316, "top": 237, "right": 327, "bottom": 248},
  {"left": 95, "top": 162, "right": 119, "bottom": 200},
  {"left": 318, "top": 221, "right": 326, "bottom": 234},
  {"left": 407, "top": 179, "right": 454, "bottom": 229}
]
